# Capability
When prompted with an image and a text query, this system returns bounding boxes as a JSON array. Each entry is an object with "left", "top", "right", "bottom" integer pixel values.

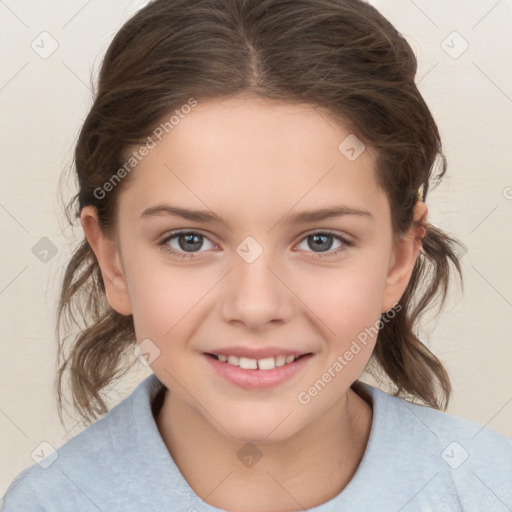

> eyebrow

[{"left": 140, "top": 203, "right": 373, "bottom": 227}]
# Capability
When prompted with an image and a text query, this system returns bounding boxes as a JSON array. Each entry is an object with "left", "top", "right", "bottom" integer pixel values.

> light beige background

[{"left": 1, "top": 0, "right": 511, "bottom": 496}]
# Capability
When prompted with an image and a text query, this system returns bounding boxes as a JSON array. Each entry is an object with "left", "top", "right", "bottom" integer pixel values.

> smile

[
  {"left": 207, "top": 353, "right": 306, "bottom": 370},
  {"left": 202, "top": 353, "right": 314, "bottom": 390}
]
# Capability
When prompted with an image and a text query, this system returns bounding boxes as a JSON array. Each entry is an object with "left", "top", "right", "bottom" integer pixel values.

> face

[{"left": 82, "top": 96, "right": 425, "bottom": 443}]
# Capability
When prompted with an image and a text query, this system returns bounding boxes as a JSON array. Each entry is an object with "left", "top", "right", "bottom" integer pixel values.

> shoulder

[
  {"left": 2, "top": 402, "right": 126, "bottom": 511},
  {"left": 361, "top": 382, "right": 512, "bottom": 509},
  {"left": 390, "top": 390, "right": 512, "bottom": 466},
  {"left": 2, "top": 374, "right": 161, "bottom": 511}
]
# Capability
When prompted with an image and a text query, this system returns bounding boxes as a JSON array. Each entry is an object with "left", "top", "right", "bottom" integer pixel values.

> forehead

[{"left": 118, "top": 97, "right": 388, "bottom": 226}]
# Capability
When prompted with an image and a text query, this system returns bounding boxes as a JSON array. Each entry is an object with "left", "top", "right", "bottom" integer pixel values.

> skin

[{"left": 81, "top": 96, "right": 427, "bottom": 512}]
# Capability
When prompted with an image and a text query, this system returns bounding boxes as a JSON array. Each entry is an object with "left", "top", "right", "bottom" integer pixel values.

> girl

[{"left": 3, "top": 0, "right": 511, "bottom": 511}]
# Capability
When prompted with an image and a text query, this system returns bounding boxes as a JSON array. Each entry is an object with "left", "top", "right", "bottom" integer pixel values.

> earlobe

[
  {"left": 80, "top": 206, "right": 132, "bottom": 316},
  {"left": 380, "top": 201, "right": 428, "bottom": 314}
]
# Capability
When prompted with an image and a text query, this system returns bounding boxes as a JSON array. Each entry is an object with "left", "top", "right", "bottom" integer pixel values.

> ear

[
  {"left": 80, "top": 206, "right": 132, "bottom": 316},
  {"left": 381, "top": 200, "right": 428, "bottom": 314}
]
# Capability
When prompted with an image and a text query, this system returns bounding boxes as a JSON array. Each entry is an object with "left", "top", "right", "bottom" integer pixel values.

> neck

[{"left": 155, "top": 382, "right": 372, "bottom": 512}]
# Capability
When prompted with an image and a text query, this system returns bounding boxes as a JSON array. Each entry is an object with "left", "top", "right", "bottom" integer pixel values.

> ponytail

[{"left": 370, "top": 223, "right": 464, "bottom": 410}]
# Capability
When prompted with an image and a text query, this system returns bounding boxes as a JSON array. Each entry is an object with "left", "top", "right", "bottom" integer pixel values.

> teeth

[
  {"left": 214, "top": 354, "right": 301, "bottom": 370},
  {"left": 258, "top": 357, "right": 278, "bottom": 370},
  {"left": 227, "top": 355, "right": 238, "bottom": 365},
  {"left": 275, "top": 355, "right": 287, "bottom": 367},
  {"left": 239, "top": 357, "right": 258, "bottom": 369}
]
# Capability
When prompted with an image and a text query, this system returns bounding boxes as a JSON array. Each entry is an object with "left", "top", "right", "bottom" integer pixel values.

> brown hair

[{"left": 56, "top": 0, "right": 464, "bottom": 426}]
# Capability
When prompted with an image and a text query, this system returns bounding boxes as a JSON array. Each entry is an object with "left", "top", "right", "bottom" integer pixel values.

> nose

[{"left": 220, "top": 248, "right": 294, "bottom": 330}]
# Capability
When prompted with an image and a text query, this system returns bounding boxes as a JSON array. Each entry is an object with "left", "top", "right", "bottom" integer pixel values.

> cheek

[
  {"left": 126, "top": 257, "right": 214, "bottom": 342},
  {"left": 295, "top": 258, "right": 389, "bottom": 332},
  {"left": 128, "top": 266, "right": 212, "bottom": 378}
]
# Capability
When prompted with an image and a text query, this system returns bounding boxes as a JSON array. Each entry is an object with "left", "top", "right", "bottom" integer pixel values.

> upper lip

[{"left": 205, "top": 346, "right": 312, "bottom": 359}]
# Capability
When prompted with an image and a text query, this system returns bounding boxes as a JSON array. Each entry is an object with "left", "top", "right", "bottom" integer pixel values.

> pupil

[
  {"left": 310, "top": 234, "right": 332, "bottom": 252},
  {"left": 179, "top": 233, "right": 202, "bottom": 252}
]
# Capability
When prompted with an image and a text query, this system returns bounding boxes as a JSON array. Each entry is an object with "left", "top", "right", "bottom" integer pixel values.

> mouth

[
  {"left": 202, "top": 351, "right": 314, "bottom": 390},
  {"left": 205, "top": 352, "right": 313, "bottom": 371}
]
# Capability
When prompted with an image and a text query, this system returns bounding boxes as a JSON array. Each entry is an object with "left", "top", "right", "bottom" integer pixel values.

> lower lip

[{"left": 202, "top": 353, "right": 313, "bottom": 390}]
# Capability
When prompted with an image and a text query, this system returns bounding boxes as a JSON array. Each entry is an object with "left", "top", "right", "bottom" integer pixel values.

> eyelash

[{"left": 158, "top": 230, "right": 353, "bottom": 260}]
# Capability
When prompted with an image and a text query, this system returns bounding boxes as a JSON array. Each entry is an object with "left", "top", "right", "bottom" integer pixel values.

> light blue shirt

[{"left": 2, "top": 373, "right": 511, "bottom": 511}]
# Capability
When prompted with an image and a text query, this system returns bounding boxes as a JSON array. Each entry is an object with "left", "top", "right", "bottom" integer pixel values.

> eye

[
  {"left": 158, "top": 229, "right": 353, "bottom": 260},
  {"left": 296, "top": 231, "right": 353, "bottom": 259},
  {"left": 159, "top": 230, "right": 216, "bottom": 259}
]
